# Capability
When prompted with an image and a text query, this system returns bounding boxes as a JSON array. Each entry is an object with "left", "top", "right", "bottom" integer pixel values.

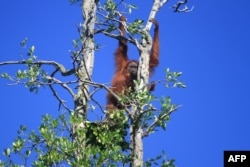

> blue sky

[{"left": 1, "top": 0, "right": 250, "bottom": 166}]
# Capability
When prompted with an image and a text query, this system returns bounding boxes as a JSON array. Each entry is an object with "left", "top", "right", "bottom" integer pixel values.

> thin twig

[
  {"left": 173, "top": 0, "right": 193, "bottom": 12},
  {"left": 46, "top": 76, "right": 76, "bottom": 98},
  {"left": 48, "top": 84, "right": 74, "bottom": 113},
  {"left": 142, "top": 105, "right": 181, "bottom": 137}
]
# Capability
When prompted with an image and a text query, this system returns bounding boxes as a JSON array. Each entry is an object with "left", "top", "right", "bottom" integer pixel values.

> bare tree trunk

[
  {"left": 130, "top": 40, "right": 152, "bottom": 167},
  {"left": 74, "top": 0, "right": 97, "bottom": 124},
  {"left": 130, "top": 118, "right": 144, "bottom": 167},
  {"left": 73, "top": 0, "right": 97, "bottom": 156}
]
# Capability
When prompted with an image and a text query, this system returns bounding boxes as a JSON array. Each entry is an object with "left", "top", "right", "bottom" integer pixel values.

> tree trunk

[
  {"left": 72, "top": 0, "right": 97, "bottom": 156},
  {"left": 130, "top": 46, "right": 152, "bottom": 166},
  {"left": 74, "top": 0, "right": 97, "bottom": 124},
  {"left": 130, "top": 122, "right": 144, "bottom": 167}
]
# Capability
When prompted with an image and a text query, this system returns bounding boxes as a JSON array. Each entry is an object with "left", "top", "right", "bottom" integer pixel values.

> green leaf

[
  {"left": 20, "top": 37, "right": 28, "bottom": 47},
  {"left": 16, "top": 70, "right": 22, "bottom": 78},
  {"left": 30, "top": 45, "right": 35, "bottom": 54},
  {"left": 3, "top": 148, "right": 11, "bottom": 157},
  {"left": 1, "top": 72, "right": 9, "bottom": 78},
  {"left": 12, "top": 138, "right": 24, "bottom": 152}
]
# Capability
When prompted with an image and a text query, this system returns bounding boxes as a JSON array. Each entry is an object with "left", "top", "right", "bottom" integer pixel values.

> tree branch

[
  {"left": 102, "top": 30, "right": 136, "bottom": 45},
  {"left": 173, "top": 0, "right": 193, "bottom": 12},
  {"left": 142, "top": 105, "right": 181, "bottom": 137},
  {"left": 144, "top": 0, "right": 169, "bottom": 31},
  {"left": 0, "top": 60, "right": 75, "bottom": 76},
  {"left": 48, "top": 83, "right": 74, "bottom": 113},
  {"left": 46, "top": 76, "right": 76, "bottom": 98},
  {"left": 79, "top": 79, "right": 122, "bottom": 104},
  {"left": 88, "top": 87, "right": 106, "bottom": 114}
]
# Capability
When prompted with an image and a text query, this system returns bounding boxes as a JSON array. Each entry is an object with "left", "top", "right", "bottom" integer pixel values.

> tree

[{"left": 0, "top": 0, "right": 191, "bottom": 166}]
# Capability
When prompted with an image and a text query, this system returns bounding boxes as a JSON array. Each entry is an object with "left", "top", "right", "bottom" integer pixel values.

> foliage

[
  {"left": 0, "top": 98, "right": 180, "bottom": 166},
  {"left": 127, "top": 19, "right": 144, "bottom": 34},
  {"left": 165, "top": 68, "right": 186, "bottom": 88},
  {"left": 145, "top": 151, "right": 175, "bottom": 167},
  {"left": 0, "top": 113, "right": 130, "bottom": 167},
  {"left": 1, "top": 45, "right": 48, "bottom": 93}
]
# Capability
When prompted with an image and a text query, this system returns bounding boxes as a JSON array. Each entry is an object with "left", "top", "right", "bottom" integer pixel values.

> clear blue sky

[{"left": 1, "top": 0, "right": 250, "bottom": 166}]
